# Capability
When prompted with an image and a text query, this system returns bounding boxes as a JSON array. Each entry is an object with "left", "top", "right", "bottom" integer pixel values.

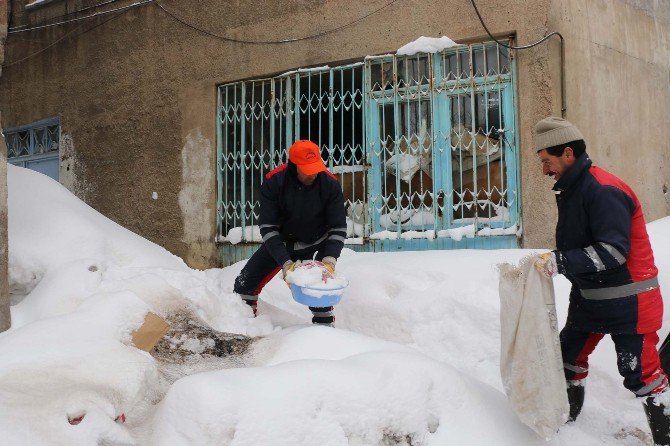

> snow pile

[
  {"left": 7, "top": 164, "right": 266, "bottom": 335},
  {"left": 0, "top": 291, "right": 159, "bottom": 445},
  {"left": 4, "top": 165, "right": 670, "bottom": 445},
  {"left": 148, "top": 327, "right": 530, "bottom": 446},
  {"left": 397, "top": 36, "right": 461, "bottom": 56},
  {"left": 7, "top": 165, "right": 186, "bottom": 296}
]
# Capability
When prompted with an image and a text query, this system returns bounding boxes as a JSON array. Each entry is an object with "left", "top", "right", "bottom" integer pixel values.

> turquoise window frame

[
  {"left": 364, "top": 41, "right": 520, "bottom": 238},
  {"left": 216, "top": 40, "right": 521, "bottom": 262},
  {"left": 5, "top": 117, "right": 61, "bottom": 181}
]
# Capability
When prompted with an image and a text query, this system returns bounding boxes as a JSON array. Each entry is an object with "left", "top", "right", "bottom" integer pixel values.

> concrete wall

[
  {"left": 525, "top": 0, "right": 670, "bottom": 249},
  {"left": 0, "top": 0, "right": 10, "bottom": 331},
  {"left": 1, "top": 0, "right": 577, "bottom": 266}
]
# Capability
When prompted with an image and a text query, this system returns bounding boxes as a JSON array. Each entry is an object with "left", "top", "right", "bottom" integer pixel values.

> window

[
  {"left": 217, "top": 40, "right": 519, "bottom": 249},
  {"left": 217, "top": 64, "right": 365, "bottom": 242},
  {"left": 5, "top": 117, "right": 60, "bottom": 181}
]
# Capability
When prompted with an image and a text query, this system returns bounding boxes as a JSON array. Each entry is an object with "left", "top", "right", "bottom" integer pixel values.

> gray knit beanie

[{"left": 534, "top": 116, "right": 584, "bottom": 153}]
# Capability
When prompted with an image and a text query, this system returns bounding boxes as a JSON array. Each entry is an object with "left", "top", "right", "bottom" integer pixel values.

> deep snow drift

[{"left": 2, "top": 164, "right": 669, "bottom": 445}]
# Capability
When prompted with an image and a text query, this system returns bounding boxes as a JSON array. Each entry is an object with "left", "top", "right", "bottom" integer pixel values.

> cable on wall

[
  {"left": 10, "top": 0, "right": 127, "bottom": 32},
  {"left": 8, "top": 0, "right": 155, "bottom": 34},
  {"left": 3, "top": 10, "right": 128, "bottom": 67},
  {"left": 153, "top": 0, "right": 400, "bottom": 45},
  {"left": 469, "top": 0, "right": 566, "bottom": 116}
]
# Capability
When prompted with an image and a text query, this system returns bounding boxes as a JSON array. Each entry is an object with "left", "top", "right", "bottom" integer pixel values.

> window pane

[
  {"left": 473, "top": 47, "right": 486, "bottom": 77},
  {"left": 369, "top": 60, "right": 393, "bottom": 91},
  {"left": 379, "top": 100, "right": 434, "bottom": 229},
  {"left": 459, "top": 50, "right": 470, "bottom": 78},
  {"left": 397, "top": 55, "right": 430, "bottom": 88},
  {"left": 501, "top": 48, "right": 510, "bottom": 74},
  {"left": 451, "top": 91, "right": 506, "bottom": 221},
  {"left": 444, "top": 53, "right": 458, "bottom": 81}
]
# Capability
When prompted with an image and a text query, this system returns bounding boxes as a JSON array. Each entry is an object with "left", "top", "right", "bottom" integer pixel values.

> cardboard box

[{"left": 131, "top": 312, "right": 170, "bottom": 352}]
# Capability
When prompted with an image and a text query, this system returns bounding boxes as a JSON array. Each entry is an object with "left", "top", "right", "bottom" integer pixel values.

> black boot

[
  {"left": 309, "top": 306, "right": 335, "bottom": 326},
  {"left": 567, "top": 383, "right": 585, "bottom": 422},
  {"left": 643, "top": 394, "right": 670, "bottom": 445}
]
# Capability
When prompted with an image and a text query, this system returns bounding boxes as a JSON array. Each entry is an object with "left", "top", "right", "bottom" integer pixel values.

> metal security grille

[
  {"left": 217, "top": 64, "right": 365, "bottom": 243},
  {"left": 217, "top": 40, "right": 519, "bottom": 254},
  {"left": 365, "top": 41, "right": 518, "bottom": 240},
  {"left": 5, "top": 117, "right": 60, "bottom": 181}
]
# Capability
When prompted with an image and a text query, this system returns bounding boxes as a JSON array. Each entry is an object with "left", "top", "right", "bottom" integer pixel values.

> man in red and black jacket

[
  {"left": 533, "top": 117, "right": 669, "bottom": 444},
  {"left": 233, "top": 140, "right": 347, "bottom": 326}
]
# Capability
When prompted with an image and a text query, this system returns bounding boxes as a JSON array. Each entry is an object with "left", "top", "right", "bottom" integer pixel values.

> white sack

[{"left": 498, "top": 255, "right": 569, "bottom": 439}]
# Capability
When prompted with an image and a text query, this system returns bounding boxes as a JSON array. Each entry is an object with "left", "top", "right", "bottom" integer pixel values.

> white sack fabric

[{"left": 498, "top": 255, "right": 569, "bottom": 439}]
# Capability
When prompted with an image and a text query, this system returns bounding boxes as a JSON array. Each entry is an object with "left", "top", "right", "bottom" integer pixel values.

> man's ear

[{"left": 563, "top": 147, "right": 574, "bottom": 160}]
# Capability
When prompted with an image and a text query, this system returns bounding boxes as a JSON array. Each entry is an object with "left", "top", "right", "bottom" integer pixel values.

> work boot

[
  {"left": 309, "top": 306, "right": 335, "bottom": 326},
  {"left": 643, "top": 392, "right": 670, "bottom": 445},
  {"left": 567, "top": 382, "right": 585, "bottom": 422}
]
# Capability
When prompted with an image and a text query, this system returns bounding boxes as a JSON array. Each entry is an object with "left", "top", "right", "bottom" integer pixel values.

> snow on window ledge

[
  {"left": 218, "top": 224, "right": 519, "bottom": 245},
  {"left": 396, "top": 36, "right": 461, "bottom": 56},
  {"left": 218, "top": 226, "right": 262, "bottom": 245},
  {"left": 370, "top": 224, "right": 519, "bottom": 242}
]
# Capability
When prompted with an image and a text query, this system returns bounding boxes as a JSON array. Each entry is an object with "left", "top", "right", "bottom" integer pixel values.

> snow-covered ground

[{"left": 3, "top": 164, "right": 669, "bottom": 445}]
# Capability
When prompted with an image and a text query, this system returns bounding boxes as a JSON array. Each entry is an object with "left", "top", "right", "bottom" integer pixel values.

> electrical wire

[
  {"left": 3, "top": 0, "right": 398, "bottom": 67},
  {"left": 154, "top": 0, "right": 400, "bottom": 45},
  {"left": 469, "top": 0, "right": 566, "bottom": 115},
  {"left": 3, "top": 10, "right": 127, "bottom": 67},
  {"left": 10, "top": 0, "right": 126, "bottom": 32},
  {"left": 8, "top": 0, "right": 154, "bottom": 34},
  {"left": 469, "top": 0, "right": 562, "bottom": 49}
]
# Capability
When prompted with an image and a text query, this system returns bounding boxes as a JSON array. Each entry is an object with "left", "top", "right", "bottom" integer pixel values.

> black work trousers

[{"left": 233, "top": 242, "right": 335, "bottom": 324}]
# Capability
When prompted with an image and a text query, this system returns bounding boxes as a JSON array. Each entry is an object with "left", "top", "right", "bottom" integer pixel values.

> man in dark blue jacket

[
  {"left": 533, "top": 117, "right": 669, "bottom": 444},
  {"left": 233, "top": 140, "right": 347, "bottom": 326}
]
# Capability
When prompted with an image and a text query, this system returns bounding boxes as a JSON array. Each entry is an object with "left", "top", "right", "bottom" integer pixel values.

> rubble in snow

[{"left": 153, "top": 309, "right": 255, "bottom": 386}]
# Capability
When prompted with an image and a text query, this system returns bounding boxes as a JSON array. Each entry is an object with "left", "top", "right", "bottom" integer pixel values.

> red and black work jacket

[
  {"left": 259, "top": 162, "right": 347, "bottom": 266},
  {"left": 553, "top": 153, "right": 662, "bottom": 334}
]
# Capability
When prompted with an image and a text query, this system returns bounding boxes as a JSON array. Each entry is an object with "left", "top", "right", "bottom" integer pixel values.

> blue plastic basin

[{"left": 290, "top": 282, "right": 347, "bottom": 307}]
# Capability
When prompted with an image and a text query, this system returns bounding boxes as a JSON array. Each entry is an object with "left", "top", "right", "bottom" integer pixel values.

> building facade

[{"left": 1, "top": 0, "right": 669, "bottom": 268}]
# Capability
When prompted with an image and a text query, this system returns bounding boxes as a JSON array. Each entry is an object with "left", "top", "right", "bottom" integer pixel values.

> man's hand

[
  {"left": 322, "top": 256, "right": 337, "bottom": 273},
  {"left": 282, "top": 260, "right": 298, "bottom": 283},
  {"left": 534, "top": 252, "right": 558, "bottom": 279}
]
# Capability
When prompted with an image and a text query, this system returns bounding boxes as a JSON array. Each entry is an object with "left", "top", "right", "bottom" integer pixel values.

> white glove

[{"left": 534, "top": 252, "right": 558, "bottom": 279}]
